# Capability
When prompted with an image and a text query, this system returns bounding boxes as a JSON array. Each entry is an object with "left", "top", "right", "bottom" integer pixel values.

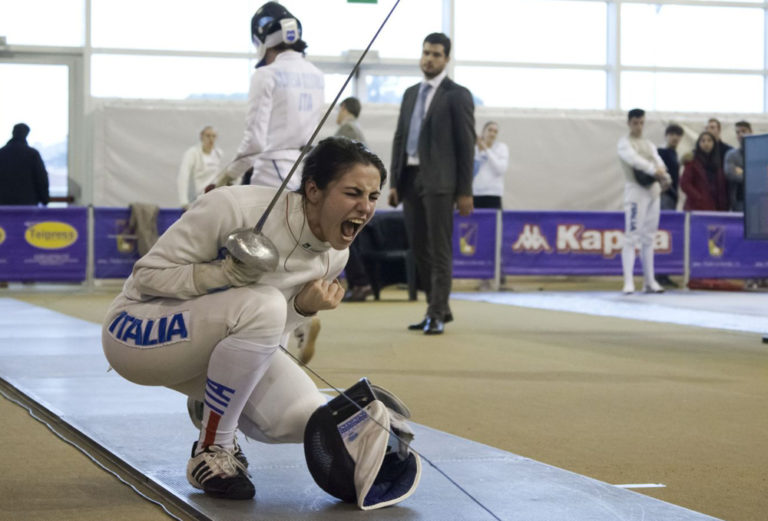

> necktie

[{"left": 406, "top": 83, "right": 432, "bottom": 158}]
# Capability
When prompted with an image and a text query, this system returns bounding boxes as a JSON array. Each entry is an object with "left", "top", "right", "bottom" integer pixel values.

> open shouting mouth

[{"left": 341, "top": 217, "right": 365, "bottom": 241}]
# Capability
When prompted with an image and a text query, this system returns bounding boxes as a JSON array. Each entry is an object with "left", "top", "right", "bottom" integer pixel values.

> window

[
  {"left": 323, "top": 73, "right": 355, "bottom": 104},
  {"left": 621, "top": 72, "right": 763, "bottom": 113},
  {"left": 621, "top": 4, "right": 764, "bottom": 70},
  {"left": 91, "top": 55, "right": 251, "bottom": 99},
  {"left": 283, "top": 0, "right": 443, "bottom": 58},
  {"left": 0, "top": 0, "right": 84, "bottom": 46},
  {"left": 455, "top": 0, "right": 606, "bottom": 65},
  {"left": 456, "top": 67, "right": 606, "bottom": 109},
  {"left": 0, "top": 63, "right": 69, "bottom": 197},
  {"left": 91, "top": 0, "right": 252, "bottom": 52},
  {"left": 365, "top": 74, "right": 422, "bottom": 104}
]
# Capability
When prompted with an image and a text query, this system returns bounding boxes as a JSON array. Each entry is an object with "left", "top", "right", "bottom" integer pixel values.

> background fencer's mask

[
  {"left": 304, "top": 378, "right": 422, "bottom": 510},
  {"left": 251, "top": 1, "right": 303, "bottom": 62}
]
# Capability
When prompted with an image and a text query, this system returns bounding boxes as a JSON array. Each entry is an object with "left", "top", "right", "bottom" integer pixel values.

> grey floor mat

[{"left": 0, "top": 298, "right": 722, "bottom": 521}]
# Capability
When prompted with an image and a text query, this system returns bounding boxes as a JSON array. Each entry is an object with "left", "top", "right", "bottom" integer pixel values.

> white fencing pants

[
  {"left": 622, "top": 183, "right": 661, "bottom": 288},
  {"left": 102, "top": 284, "right": 324, "bottom": 445}
]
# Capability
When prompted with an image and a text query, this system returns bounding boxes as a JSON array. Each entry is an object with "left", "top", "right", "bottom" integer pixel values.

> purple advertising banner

[
  {"left": 501, "top": 211, "right": 685, "bottom": 276},
  {"left": 452, "top": 210, "right": 498, "bottom": 279},
  {"left": 0, "top": 206, "right": 87, "bottom": 281},
  {"left": 689, "top": 212, "right": 768, "bottom": 278},
  {"left": 93, "top": 207, "right": 183, "bottom": 278}
]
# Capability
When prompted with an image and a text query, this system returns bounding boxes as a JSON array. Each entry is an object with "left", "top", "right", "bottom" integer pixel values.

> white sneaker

[
  {"left": 186, "top": 443, "right": 253, "bottom": 499},
  {"left": 643, "top": 282, "right": 665, "bottom": 294},
  {"left": 294, "top": 316, "right": 321, "bottom": 364},
  {"left": 622, "top": 281, "right": 635, "bottom": 294}
]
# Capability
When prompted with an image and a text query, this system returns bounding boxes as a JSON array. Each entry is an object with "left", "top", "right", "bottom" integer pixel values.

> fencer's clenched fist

[{"left": 294, "top": 279, "right": 345, "bottom": 316}]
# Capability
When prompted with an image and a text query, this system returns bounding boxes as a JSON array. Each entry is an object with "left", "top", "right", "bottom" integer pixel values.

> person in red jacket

[
  {"left": 681, "top": 131, "right": 737, "bottom": 290},
  {"left": 681, "top": 131, "right": 729, "bottom": 211}
]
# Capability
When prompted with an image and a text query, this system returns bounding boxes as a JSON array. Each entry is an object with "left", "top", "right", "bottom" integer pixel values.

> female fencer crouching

[{"left": 101, "top": 136, "right": 385, "bottom": 500}]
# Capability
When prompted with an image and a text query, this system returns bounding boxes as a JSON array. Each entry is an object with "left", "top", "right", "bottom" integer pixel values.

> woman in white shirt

[
  {"left": 177, "top": 126, "right": 222, "bottom": 207},
  {"left": 472, "top": 121, "right": 509, "bottom": 209}
]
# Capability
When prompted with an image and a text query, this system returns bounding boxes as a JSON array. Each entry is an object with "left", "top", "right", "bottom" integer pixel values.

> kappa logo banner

[
  {"left": 108, "top": 310, "right": 191, "bottom": 348},
  {"left": 502, "top": 211, "right": 685, "bottom": 276}
]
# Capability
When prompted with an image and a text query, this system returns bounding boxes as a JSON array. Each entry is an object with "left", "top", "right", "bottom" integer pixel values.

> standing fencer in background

[
  {"left": 389, "top": 32, "right": 475, "bottom": 335},
  {"left": 211, "top": 2, "right": 323, "bottom": 191},
  {"left": 210, "top": 2, "right": 325, "bottom": 362},
  {"left": 617, "top": 108, "right": 672, "bottom": 295},
  {"left": 102, "top": 137, "right": 386, "bottom": 500},
  {"left": 177, "top": 126, "right": 222, "bottom": 208}
]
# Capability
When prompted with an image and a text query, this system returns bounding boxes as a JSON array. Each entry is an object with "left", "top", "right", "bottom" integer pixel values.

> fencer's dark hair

[
  {"left": 665, "top": 123, "right": 683, "bottom": 136},
  {"left": 627, "top": 108, "right": 645, "bottom": 121},
  {"left": 424, "top": 32, "right": 451, "bottom": 58},
  {"left": 300, "top": 136, "right": 387, "bottom": 194},
  {"left": 12, "top": 123, "right": 30, "bottom": 139},
  {"left": 695, "top": 131, "right": 721, "bottom": 166},
  {"left": 341, "top": 97, "right": 361, "bottom": 118},
  {"left": 735, "top": 120, "right": 752, "bottom": 132},
  {"left": 273, "top": 40, "right": 308, "bottom": 55}
]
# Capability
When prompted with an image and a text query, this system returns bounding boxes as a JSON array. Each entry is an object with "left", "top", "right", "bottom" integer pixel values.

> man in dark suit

[{"left": 388, "top": 32, "right": 475, "bottom": 335}]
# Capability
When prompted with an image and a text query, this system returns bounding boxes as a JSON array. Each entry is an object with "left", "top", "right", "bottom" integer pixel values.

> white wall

[{"left": 91, "top": 99, "right": 768, "bottom": 211}]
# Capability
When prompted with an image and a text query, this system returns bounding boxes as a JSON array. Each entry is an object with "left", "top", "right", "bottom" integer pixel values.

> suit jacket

[{"left": 390, "top": 77, "right": 475, "bottom": 197}]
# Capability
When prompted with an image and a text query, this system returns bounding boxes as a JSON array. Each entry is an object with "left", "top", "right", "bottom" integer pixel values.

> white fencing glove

[{"left": 193, "top": 256, "right": 265, "bottom": 293}]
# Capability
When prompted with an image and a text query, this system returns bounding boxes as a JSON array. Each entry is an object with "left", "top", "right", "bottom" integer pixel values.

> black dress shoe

[
  {"left": 408, "top": 318, "right": 428, "bottom": 331},
  {"left": 424, "top": 317, "right": 444, "bottom": 335},
  {"left": 408, "top": 312, "right": 453, "bottom": 331}
]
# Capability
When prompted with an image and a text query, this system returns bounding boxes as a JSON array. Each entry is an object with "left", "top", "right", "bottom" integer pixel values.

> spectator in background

[
  {"left": 681, "top": 131, "right": 729, "bottom": 212},
  {"left": 617, "top": 109, "right": 671, "bottom": 295},
  {"left": 0, "top": 123, "right": 49, "bottom": 206},
  {"left": 706, "top": 118, "right": 732, "bottom": 169},
  {"left": 723, "top": 120, "right": 751, "bottom": 213},
  {"left": 389, "top": 32, "right": 475, "bottom": 335},
  {"left": 682, "top": 131, "right": 733, "bottom": 291},
  {"left": 473, "top": 121, "right": 509, "bottom": 291},
  {"left": 335, "top": 97, "right": 373, "bottom": 302},
  {"left": 657, "top": 123, "right": 683, "bottom": 211},
  {"left": 178, "top": 126, "right": 222, "bottom": 208},
  {"left": 335, "top": 97, "right": 366, "bottom": 143},
  {"left": 655, "top": 123, "right": 684, "bottom": 288},
  {"left": 472, "top": 121, "right": 508, "bottom": 210}
]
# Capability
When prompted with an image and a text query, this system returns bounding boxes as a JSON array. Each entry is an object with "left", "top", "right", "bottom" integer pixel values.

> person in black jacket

[
  {"left": 657, "top": 123, "right": 683, "bottom": 211},
  {"left": 0, "top": 123, "right": 50, "bottom": 206}
]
